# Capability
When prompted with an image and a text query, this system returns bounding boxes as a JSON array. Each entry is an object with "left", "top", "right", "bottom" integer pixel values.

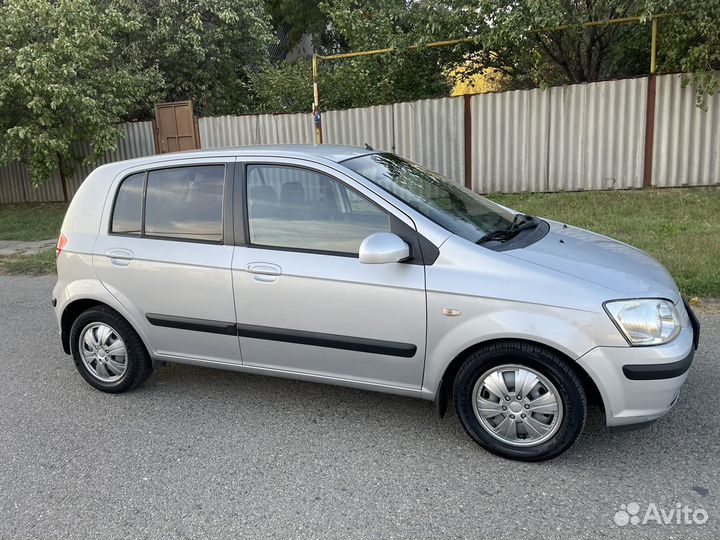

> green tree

[
  {"left": 467, "top": 0, "right": 651, "bottom": 87},
  {"left": 653, "top": 0, "right": 720, "bottom": 107},
  {"left": 253, "top": 0, "right": 482, "bottom": 112},
  {"left": 471, "top": 0, "right": 719, "bottom": 102},
  {"left": 110, "top": 0, "right": 274, "bottom": 116},
  {"left": 0, "top": 0, "right": 160, "bottom": 190},
  {"left": 265, "top": 0, "right": 341, "bottom": 54},
  {"left": 254, "top": 0, "right": 720, "bottom": 112}
]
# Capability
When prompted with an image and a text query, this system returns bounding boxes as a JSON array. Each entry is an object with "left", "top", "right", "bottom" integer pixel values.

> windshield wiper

[{"left": 476, "top": 214, "right": 537, "bottom": 244}]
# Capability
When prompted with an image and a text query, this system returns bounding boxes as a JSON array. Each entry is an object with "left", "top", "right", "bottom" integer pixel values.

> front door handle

[
  {"left": 106, "top": 249, "right": 133, "bottom": 267},
  {"left": 246, "top": 262, "right": 281, "bottom": 283}
]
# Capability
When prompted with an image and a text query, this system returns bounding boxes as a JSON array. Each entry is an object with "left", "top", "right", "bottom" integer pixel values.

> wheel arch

[
  {"left": 60, "top": 297, "right": 152, "bottom": 357},
  {"left": 434, "top": 338, "right": 603, "bottom": 418}
]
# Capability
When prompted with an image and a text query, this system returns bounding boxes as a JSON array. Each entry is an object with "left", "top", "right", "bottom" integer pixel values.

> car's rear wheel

[
  {"left": 453, "top": 341, "right": 586, "bottom": 461},
  {"left": 69, "top": 306, "right": 153, "bottom": 393}
]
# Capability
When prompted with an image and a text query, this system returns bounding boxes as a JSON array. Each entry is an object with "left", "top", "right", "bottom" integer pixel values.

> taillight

[{"left": 56, "top": 233, "right": 67, "bottom": 258}]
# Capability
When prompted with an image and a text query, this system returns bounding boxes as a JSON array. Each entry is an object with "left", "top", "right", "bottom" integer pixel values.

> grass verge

[
  {"left": 488, "top": 187, "right": 720, "bottom": 298},
  {"left": 0, "top": 203, "right": 68, "bottom": 241},
  {"left": 0, "top": 249, "right": 56, "bottom": 276}
]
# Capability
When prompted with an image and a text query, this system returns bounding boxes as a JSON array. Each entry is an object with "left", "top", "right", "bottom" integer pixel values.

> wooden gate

[{"left": 153, "top": 101, "right": 200, "bottom": 153}]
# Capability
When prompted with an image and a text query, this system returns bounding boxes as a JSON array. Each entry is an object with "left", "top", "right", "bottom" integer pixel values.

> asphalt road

[{"left": 1, "top": 275, "right": 718, "bottom": 539}]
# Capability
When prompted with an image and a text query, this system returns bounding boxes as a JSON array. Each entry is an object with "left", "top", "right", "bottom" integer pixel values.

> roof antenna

[{"left": 364, "top": 143, "right": 374, "bottom": 151}]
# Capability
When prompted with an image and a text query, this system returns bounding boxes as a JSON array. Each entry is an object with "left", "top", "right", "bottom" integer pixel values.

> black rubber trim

[
  {"left": 684, "top": 300, "right": 701, "bottom": 350},
  {"left": 146, "top": 313, "right": 237, "bottom": 336},
  {"left": 61, "top": 328, "right": 71, "bottom": 354},
  {"left": 434, "top": 376, "right": 448, "bottom": 418},
  {"left": 622, "top": 349, "right": 694, "bottom": 380},
  {"left": 236, "top": 323, "right": 417, "bottom": 357},
  {"left": 145, "top": 313, "right": 417, "bottom": 357},
  {"left": 608, "top": 419, "right": 657, "bottom": 433},
  {"left": 482, "top": 219, "right": 551, "bottom": 252}
]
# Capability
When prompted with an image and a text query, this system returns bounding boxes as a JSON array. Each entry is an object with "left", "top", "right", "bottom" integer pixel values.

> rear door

[
  {"left": 93, "top": 157, "right": 241, "bottom": 364},
  {"left": 230, "top": 158, "right": 427, "bottom": 391}
]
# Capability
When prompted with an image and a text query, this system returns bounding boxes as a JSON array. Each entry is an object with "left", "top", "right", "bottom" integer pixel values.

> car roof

[{"left": 105, "top": 144, "right": 378, "bottom": 170}]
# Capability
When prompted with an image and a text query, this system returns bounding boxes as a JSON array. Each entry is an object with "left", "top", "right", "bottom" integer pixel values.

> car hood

[{"left": 505, "top": 221, "right": 681, "bottom": 302}]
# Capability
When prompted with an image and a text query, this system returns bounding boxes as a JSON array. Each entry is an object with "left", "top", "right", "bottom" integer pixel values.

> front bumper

[{"left": 577, "top": 303, "right": 699, "bottom": 429}]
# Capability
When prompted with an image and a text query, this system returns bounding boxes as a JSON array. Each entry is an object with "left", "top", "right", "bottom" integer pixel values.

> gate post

[
  {"left": 642, "top": 17, "right": 659, "bottom": 188},
  {"left": 463, "top": 94, "right": 472, "bottom": 190}
]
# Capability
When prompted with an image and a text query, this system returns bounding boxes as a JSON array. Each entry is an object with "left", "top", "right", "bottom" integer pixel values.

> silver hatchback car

[{"left": 53, "top": 145, "right": 699, "bottom": 461}]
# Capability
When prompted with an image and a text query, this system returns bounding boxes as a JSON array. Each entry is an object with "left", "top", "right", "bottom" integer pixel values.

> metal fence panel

[
  {"left": 323, "top": 104, "right": 394, "bottom": 152},
  {"left": 199, "top": 115, "right": 257, "bottom": 148},
  {"left": 67, "top": 121, "right": 156, "bottom": 196},
  {"left": 0, "top": 161, "right": 66, "bottom": 203},
  {"left": 5, "top": 77, "right": 720, "bottom": 204},
  {"left": 200, "top": 113, "right": 313, "bottom": 147},
  {"left": 393, "top": 97, "right": 465, "bottom": 184},
  {"left": 653, "top": 73, "right": 720, "bottom": 187},
  {"left": 257, "top": 113, "right": 314, "bottom": 145},
  {"left": 0, "top": 162, "right": 30, "bottom": 203},
  {"left": 0, "top": 121, "right": 154, "bottom": 203},
  {"left": 471, "top": 88, "right": 550, "bottom": 193},
  {"left": 548, "top": 77, "right": 647, "bottom": 191}
]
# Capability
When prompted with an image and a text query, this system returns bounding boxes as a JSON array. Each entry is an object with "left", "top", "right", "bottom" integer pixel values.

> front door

[
  {"left": 231, "top": 161, "right": 426, "bottom": 391},
  {"left": 93, "top": 158, "right": 241, "bottom": 365}
]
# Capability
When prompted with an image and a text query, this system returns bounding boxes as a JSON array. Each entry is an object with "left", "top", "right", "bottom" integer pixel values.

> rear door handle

[
  {"left": 246, "top": 262, "right": 281, "bottom": 283},
  {"left": 106, "top": 249, "right": 133, "bottom": 267}
]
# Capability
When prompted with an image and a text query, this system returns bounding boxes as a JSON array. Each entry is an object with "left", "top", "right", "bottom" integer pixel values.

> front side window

[
  {"left": 246, "top": 165, "right": 390, "bottom": 254},
  {"left": 111, "top": 172, "right": 144, "bottom": 234},
  {"left": 344, "top": 153, "right": 515, "bottom": 243},
  {"left": 144, "top": 165, "right": 225, "bottom": 242}
]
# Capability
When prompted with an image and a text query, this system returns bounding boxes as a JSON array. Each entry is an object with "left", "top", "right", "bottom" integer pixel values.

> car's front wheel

[
  {"left": 69, "top": 306, "right": 153, "bottom": 393},
  {"left": 453, "top": 341, "right": 586, "bottom": 461}
]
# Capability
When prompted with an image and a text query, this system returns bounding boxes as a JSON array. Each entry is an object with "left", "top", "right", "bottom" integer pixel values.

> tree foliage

[
  {"left": 475, "top": 0, "right": 719, "bottom": 94},
  {"left": 472, "top": 0, "right": 651, "bottom": 86},
  {"left": 652, "top": 0, "right": 720, "bottom": 107},
  {"left": 252, "top": 0, "right": 483, "bottom": 112},
  {"left": 253, "top": 0, "right": 720, "bottom": 112},
  {"left": 265, "top": 0, "right": 340, "bottom": 53},
  {"left": 109, "top": 0, "right": 274, "bottom": 116},
  {"left": 0, "top": 0, "right": 160, "bottom": 187}
]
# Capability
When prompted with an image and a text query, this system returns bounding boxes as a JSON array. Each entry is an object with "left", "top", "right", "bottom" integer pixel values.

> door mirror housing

[{"left": 359, "top": 233, "right": 410, "bottom": 264}]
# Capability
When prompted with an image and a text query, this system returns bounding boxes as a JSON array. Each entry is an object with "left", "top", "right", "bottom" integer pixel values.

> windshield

[{"left": 343, "top": 153, "right": 515, "bottom": 242}]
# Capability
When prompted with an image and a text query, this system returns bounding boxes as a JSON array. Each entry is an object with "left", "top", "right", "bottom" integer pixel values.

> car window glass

[
  {"left": 246, "top": 165, "right": 389, "bottom": 254},
  {"left": 145, "top": 165, "right": 225, "bottom": 242},
  {"left": 345, "top": 153, "right": 514, "bottom": 243},
  {"left": 111, "top": 172, "right": 144, "bottom": 235}
]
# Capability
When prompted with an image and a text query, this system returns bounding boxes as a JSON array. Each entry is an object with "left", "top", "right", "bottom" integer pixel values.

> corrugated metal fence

[
  {"left": 1, "top": 74, "right": 718, "bottom": 202},
  {"left": 198, "top": 97, "right": 466, "bottom": 183},
  {"left": 653, "top": 75, "right": 720, "bottom": 187},
  {"left": 0, "top": 122, "right": 155, "bottom": 203}
]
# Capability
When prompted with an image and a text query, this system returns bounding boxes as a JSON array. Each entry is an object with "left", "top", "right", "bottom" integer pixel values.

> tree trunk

[{"left": 57, "top": 153, "right": 69, "bottom": 202}]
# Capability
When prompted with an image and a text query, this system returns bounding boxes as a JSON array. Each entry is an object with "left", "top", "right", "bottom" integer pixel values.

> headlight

[{"left": 604, "top": 299, "right": 680, "bottom": 346}]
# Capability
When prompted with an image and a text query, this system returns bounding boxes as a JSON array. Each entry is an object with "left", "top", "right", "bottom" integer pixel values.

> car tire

[
  {"left": 69, "top": 306, "right": 153, "bottom": 393},
  {"left": 453, "top": 341, "right": 586, "bottom": 461}
]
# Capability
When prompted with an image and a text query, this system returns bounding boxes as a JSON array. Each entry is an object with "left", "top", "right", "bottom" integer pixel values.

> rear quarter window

[{"left": 111, "top": 172, "right": 144, "bottom": 235}]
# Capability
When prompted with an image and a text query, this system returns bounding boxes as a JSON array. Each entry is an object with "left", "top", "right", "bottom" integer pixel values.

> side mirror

[{"left": 359, "top": 232, "right": 410, "bottom": 264}]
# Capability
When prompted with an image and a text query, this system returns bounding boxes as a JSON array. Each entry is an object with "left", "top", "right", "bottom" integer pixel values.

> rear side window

[
  {"left": 111, "top": 172, "right": 144, "bottom": 234},
  {"left": 145, "top": 166, "right": 225, "bottom": 242},
  {"left": 110, "top": 165, "right": 225, "bottom": 243}
]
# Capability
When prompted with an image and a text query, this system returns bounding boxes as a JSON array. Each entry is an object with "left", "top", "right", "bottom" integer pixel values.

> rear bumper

[{"left": 577, "top": 316, "right": 696, "bottom": 429}]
